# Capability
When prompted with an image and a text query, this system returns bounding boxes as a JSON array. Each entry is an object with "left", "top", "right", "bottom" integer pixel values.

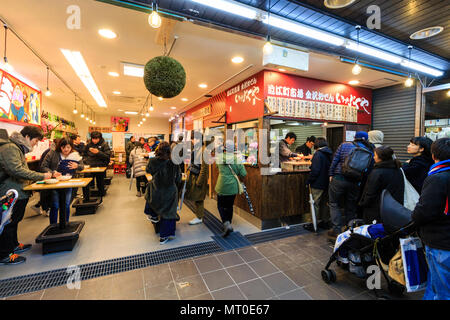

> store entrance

[{"left": 326, "top": 127, "right": 344, "bottom": 153}]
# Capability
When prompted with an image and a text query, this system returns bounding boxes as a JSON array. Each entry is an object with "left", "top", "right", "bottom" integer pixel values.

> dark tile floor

[{"left": 4, "top": 231, "right": 424, "bottom": 300}]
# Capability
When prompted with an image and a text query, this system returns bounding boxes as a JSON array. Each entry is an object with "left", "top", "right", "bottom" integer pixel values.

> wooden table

[
  {"left": 24, "top": 178, "right": 92, "bottom": 254},
  {"left": 24, "top": 178, "right": 92, "bottom": 229},
  {"left": 80, "top": 167, "right": 107, "bottom": 174}
]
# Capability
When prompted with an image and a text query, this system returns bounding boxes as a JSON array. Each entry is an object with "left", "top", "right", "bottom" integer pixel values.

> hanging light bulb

[
  {"left": 2, "top": 25, "right": 13, "bottom": 72},
  {"left": 149, "top": 105, "right": 154, "bottom": 111},
  {"left": 447, "top": 90, "right": 450, "bottom": 97},
  {"left": 143, "top": 118, "right": 146, "bottom": 122},
  {"left": 352, "top": 63, "right": 362, "bottom": 75},
  {"left": 263, "top": 36, "right": 273, "bottom": 55},
  {"left": 73, "top": 96, "right": 78, "bottom": 114},
  {"left": 81, "top": 103, "right": 84, "bottom": 118},
  {"left": 405, "top": 76, "right": 414, "bottom": 87},
  {"left": 44, "top": 66, "right": 52, "bottom": 96},
  {"left": 146, "top": 112, "right": 150, "bottom": 117},
  {"left": 148, "top": 3, "right": 162, "bottom": 28}
]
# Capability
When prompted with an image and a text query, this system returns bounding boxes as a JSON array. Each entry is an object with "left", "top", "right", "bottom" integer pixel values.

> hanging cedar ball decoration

[{"left": 143, "top": 56, "right": 186, "bottom": 98}]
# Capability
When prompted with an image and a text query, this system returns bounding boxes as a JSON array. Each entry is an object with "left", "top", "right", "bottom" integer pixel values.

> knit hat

[{"left": 354, "top": 131, "right": 368, "bottom": 140}]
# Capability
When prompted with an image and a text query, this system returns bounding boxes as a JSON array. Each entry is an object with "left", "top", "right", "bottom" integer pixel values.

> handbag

[
  {"left": 388, "top": 248, "right": 406, "bottom": 286},
  {"left": 400, "top": 237, "right": 428, "bottom": 292},
  {"left": 400, "top": 168, "right": 420, "bottom": 211},
  {"left": 227, "top": 165, "right": 244, "bottom": 194}
]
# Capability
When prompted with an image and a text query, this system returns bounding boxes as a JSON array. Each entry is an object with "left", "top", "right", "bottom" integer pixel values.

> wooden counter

[{"left": 210, "top": 164, "right": 310, "bottom": 229}]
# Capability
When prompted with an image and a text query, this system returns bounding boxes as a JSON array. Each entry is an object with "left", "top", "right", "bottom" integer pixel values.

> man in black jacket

[
  {"left": 412, "top": 137, "right": 450, "bottom": 300},
  {"left": 82, "top": 131, "right": 111, "bottom": 199},
  {"left": 305, "top": 137, "right": 332, "bottom": 230},
  {"left": 295, "top": 136, "right": 316, "bottom": 160}
]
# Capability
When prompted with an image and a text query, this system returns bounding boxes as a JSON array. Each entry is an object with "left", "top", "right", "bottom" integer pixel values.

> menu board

[
  {"left": 0, "top": 68, "right": 41, "bottom": 125},
  {"left": 267, "top": 97, "right": 358, "bottom": 123}
]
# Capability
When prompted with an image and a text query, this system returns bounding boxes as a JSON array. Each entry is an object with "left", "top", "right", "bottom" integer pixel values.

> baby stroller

[{"left": 321, "top": 190, "right": 416, "bottom": 296}]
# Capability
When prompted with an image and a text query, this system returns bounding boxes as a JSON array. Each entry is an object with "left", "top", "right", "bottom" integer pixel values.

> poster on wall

[
  {"left": 0, "top": 68, "right": 41, "bottom": 125},
  {"left": 111, "top": 116, "right": 129, "bottom": 132}
]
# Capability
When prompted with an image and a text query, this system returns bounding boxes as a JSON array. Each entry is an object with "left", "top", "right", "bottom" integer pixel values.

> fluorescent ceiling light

[
  {"left": 349, "top": 80, "right": 359, "bottom": 85},
  {"left": 98, "top": 29, "right": 117, "bottom": 39},
  {"left": 264, "top": 16, "right": 345, "bottom": 46},
  {"left": 122, "top": 62, "right": 144, "bottom": 77},
  {"left": 345, "top": 42, "right": 402, "bottom": 64},
  {"left": 401, "top": 60, "right": 444, "bottom": 77},
  {"left": 113, "top": 91, "right": 121, "bottom": 95},
  {"left": 191, "top": 0, "right": 258, "bottom": 20},
  {"left": 60, "top": 49, "right": 107, "bottom": 107},
  {"left": 108, "top": 71, "right": 119, "bottom": 77},
  {"left": 278, "top": 68, "right": 286, "bottom": 72},
  {"left": 124, "top": 111, "right": 138, "bottom": 115}
]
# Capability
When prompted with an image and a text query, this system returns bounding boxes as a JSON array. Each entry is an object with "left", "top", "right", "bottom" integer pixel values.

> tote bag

[
  {"left": 400, "top": 168, "right": 420, "bottom": 211},
  {"left": 227, "top": 165, "right": 244, "bottom": 195}
]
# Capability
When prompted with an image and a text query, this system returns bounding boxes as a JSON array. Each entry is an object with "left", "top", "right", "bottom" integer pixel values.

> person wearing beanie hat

[
  {"left": 327, "top": 131, "right": 374, "bottom": 240},
  {"left": 368, "top": 130, "right": 384, "bottom": 148}
]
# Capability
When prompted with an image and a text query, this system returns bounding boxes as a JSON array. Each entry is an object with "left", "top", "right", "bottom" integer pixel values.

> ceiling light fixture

[
  {"left": 146, "top": 112, "right": 150, "bottom": 117},
  {"left": 232, "top": 56, "right": 244, "bottom": 64},
  {"left": 324, "top": 0, "right": 357, "bottom": 9},
  {"left": 124, "top": 111, "right": 138, "bottom": 115},
  {"left": 410, "top": 26, "right": 444, "bottom": 40},
  {"left": 349, "top": 80, "right": 359, "bottom": 85},
  {"left": 198, "top": 83, "right": 208, "bottom": 88},
  {"left": 122, "top": 62, "right": 144, "bottom": 77},
  {"left": 263, "top": 0, "right": 273, "bottom": 55},
  {"left": 80, "top": 103, "right": 85, "bottom": 118},
  {"left": 108, "top": 71, "right": 119, "bottom": 77},
  {"left": 404, "top": 46, "right": 414, "bottom": 87},
  {"left": 73, "top": 96, "right": 78, "bottom": 114},
  {"left": 142, "top": 117, "right": 146, "bottom": 121},
  {"left": 2, "top": 25, "right": 13, "bottom": 72},
  {"left": 149, "top": 106, "right": 154, "bottom": 111},
  {"left": 170, "top": 106, "right": 176, "bottom": 109},
  {"left": 191, "top": 0, "right": 258, "bottom": 19},
  {"left": 181, "top": 98, "right": 188, "bottom": 102},
  {"left": 113, "top": 91, "right": 121, "bottom": 95},
  {"left": 60, "top": 49, "right": 107, "bottom": 107},
  {"left": 45, "top": 66, "right": 52, "bottom": 96},
  {"left": 158, "top": 97, "right": 163, "bottom": 101},
  {"left": 278, "top": 68, "right": 286, "bottom": 72},
  {"left": 400, "top": 59, "right": 443, "bottom": 77},
  {"left": 149, "top": 3, "right": 162, "bottom": 28},
  {"left": 98, "top": 29, "right": 117, "bottom": 39},
  {"left": 447, "top": 90, "right": 450, "bottom": 97},
  {"left": 351, "top": 26, "right": 362, "bottom": 75}
]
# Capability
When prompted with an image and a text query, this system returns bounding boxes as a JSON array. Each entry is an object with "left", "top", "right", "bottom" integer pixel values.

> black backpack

[{"left": 341, "top": 142, "right": 373, "bottom": 181}]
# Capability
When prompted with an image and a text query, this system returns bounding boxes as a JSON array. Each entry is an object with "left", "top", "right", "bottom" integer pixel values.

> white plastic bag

[
  {"left": 400, "top": 168, "right": 420, "bottom": 211},
  {"left": 400, "top": 237, "right": 428, "bottom": 292}
]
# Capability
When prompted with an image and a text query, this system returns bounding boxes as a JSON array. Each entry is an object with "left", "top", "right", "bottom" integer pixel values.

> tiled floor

[{"left": 5, "top": 231, "right": 424, "bottom": 300}]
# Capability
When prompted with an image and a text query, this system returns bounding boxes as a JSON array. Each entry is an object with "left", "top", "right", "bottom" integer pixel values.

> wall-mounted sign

[
  {"left": 425, "top": 120, "right": 436, "bottom": 127},
  {"left": 89, "top": 126, "right": 111, "bottom": 133},
  {"left": 192, "top": 105, "right": 211, "bottom": 119},
  {"left": 111, "top": 116, "right": 129, "bottom": 132},
  {"left": 264, "top": 71, "right": 372, "bottom": 125},
  {"left": 0, "top": 68, "right": 41, "bottom": 125}
]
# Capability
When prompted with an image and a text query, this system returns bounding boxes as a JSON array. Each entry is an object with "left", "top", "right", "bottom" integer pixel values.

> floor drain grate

[
  {"left": 0, "top": 241, "right": 222, "bottom": 298},
  {"left": 212, "top": 231, "right": 253, "bottom": 251},
  {"left": 245, "top": 224, "right": 310, "bottom": 244}
]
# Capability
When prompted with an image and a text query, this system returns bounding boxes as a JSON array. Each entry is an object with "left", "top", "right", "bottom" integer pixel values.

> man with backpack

[{"left": 328, "top": 131, "right": 374, "bottom": 240}]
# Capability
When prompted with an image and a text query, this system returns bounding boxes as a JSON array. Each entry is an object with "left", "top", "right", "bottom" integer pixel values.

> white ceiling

[{"left": 0, "top": 0, "right": 406, "bottom": 120}]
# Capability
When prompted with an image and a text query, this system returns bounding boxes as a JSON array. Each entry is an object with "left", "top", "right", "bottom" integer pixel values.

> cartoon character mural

[{"left": 0, "top": 68, "right": 41, "bottom": 124}]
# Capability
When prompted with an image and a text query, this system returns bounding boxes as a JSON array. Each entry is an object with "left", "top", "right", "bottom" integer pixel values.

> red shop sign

[
  {"left": 264, "top": 71, "right": 372, "bottom": 125},
  {"left": 225, "top": 71, "right": 265, "bottom": 123}
]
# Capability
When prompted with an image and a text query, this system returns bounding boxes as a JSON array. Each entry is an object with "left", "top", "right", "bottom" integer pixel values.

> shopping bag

[
  {"left": 388, "top": 248, "right": 406, "bottom": 286},
  {"left": 400, "top": 168, "right": 420, "bottom": 211},
  {"left": 0, "top": 190, "right": 18, "bottom": 235},
  {"left": 400, "top": 237, "right": 428, "bottom": 292}
]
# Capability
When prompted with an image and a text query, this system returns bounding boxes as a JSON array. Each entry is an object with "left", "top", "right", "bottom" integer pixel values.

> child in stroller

[{"left": 321, "top": 190, "right": 416, "bottom": 296}]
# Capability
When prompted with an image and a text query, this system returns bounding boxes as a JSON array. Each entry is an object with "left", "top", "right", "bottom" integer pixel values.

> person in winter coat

[
  {"left": 328, "top": 131, "right": 374, "bottom": 239},
  {"left": 368, "top": 130, "right": 384, "bottom": 148},
  {"left": 130, "top": 137, "right": 149, "bottom": 197},
  {"left": 125, "top": 136, "right": 136, "bottom": 170},
  {"left": 148, "top": 137, "right": 160, "bottom": 152},
  {"left": 295, "top": 136, "right": 316, "bottom": 160},
  {"left": 40, "top": 138, "right": 84, "bottom": 224},
  {"left": 82, "top": 131, "right": 111, "bottom": 198},
  {"left": 72, "top": 135, "right": 86, "bottom": 156},
  {"left": 215, "top": 144, "right": 247, "bottom": 237},
  {"left": 0, "top": 126, "right": 52, "bottom": 265},
  {"left": 305, "top": 137, "right": 333, "bottom": 230},
  {"left": 359, "top": 146, "right": 404, "bottom": 224},
  {"left": 185, "top": 135, "right": 209, "bottom": 226},
  {"left": 279, "top": 132, "right": 299, "bottom": 163},
  {"left": 402, "top": 136, "right": 434, "bottom": 193},
  {"left": 144, "top": 141, "right": 181, "bottom": 244},
  {"left": 412, "top": 138, "right": 450, "bottom": 300}
]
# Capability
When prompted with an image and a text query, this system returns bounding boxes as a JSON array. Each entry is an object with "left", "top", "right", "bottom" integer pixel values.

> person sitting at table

[
  {"left": 83, "top": 131, "right": 111, "bottom": 199},
  {"left": 295, "top": 136, "right": 316, "bottom": 160},
  {"left": 40, "top": 138, "right": 84, "bottom": 225},
  {"left": 144, "top": 141, "right": 181, "bottom": 244},
  {"left": 130, "top": 137, "right": 149, "bottom": 197},
  {"left": 0, "top": 126, "right": 52, "bottom": 265}
]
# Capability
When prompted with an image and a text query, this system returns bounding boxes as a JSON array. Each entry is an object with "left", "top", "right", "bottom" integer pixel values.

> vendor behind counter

[{"left": 295, "top": 136, "right": 316, "bottom": 160}]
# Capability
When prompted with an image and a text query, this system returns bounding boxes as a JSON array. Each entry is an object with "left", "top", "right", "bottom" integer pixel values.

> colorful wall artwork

[
  {"left": 111, "top": 116, "right": 129, "bottom": 132},
  {"left": 0, "top": 68, "right": 41, "bottom": 125}
]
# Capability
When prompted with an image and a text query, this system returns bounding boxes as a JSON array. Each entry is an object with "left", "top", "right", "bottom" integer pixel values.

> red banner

[
  {"left": 0, "top": 68, "right": 41, "bottom": 125},
  {"left": 264, "top": 71, "right": 372, "bottom": 124},
  {"left": 225, "top": 71, "right": 265, "bottom": 123}
]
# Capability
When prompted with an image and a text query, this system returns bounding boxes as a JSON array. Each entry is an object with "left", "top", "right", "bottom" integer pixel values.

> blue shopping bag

[{"left": 400, "top": 237, "right": 428, "bottom": 292}]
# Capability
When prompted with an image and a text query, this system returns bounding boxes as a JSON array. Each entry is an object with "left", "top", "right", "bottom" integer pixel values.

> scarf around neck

[{"left": 428, "top": 159, "right": 450, "bottom": 176}]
